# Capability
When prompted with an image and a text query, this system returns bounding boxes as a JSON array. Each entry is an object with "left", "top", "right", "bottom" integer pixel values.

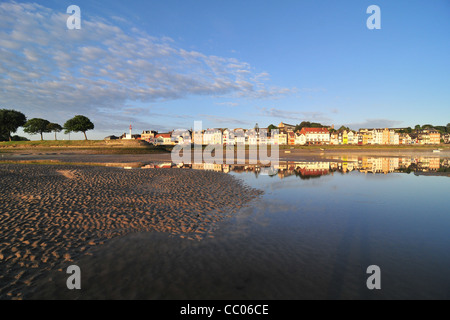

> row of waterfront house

[{"left": 109, "top": 122, "right": 445, "bottom": 146}]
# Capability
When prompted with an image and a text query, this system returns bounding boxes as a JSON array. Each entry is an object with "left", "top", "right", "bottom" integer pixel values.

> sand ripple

[{"left": 0, "top": 164, "right": 262, "bottom": 299}]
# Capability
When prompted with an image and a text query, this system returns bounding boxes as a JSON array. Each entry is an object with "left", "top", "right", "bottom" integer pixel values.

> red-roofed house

[
  {"left": 155, "top": 133, "right": 173, "bottom": 145},
  {"left": 298, "top": 128, "right": 330, "bottom": 145}
]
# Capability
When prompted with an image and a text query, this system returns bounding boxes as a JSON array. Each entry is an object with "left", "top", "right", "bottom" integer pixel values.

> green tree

[
  {"left": 0, "top": 109, "right": 27, "bottom": 141},
  {"left": 23, "top": 118, "right": 51, "bottom": 141},
  {"left": 295, "top": 121, "right": 310, "bottom": 132},
  {"left": 414, "top": 124, "right": 421, "bottom": 131},
  {"left": 446, "top": 123, "right": 450, "bottom": 133},
  {"left": 267, "top": 124, "right": 278, "bottom": 133},
  {"left": 295, "top": 121, "right": 326, "bottom": 132},
  {"left": 434, "top": 126, "right": 446, "bottom": 134},
  {"left": 47, "top": 123, "right": 63, "bottom": 140},
  {"left": 64, "top": 115, "right": 94, "bottom": 140},
  {"left": 337, "top": 125, "right": 350, "bottom": 132}
]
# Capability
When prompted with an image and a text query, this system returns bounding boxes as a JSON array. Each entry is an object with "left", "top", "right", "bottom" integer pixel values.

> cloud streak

[
  {"left": 344, "top": 119, "right": 404, "bottom": 130},
  {"left": 197, "top": 114, "right": 250, "bottom": 127},
  {"left": 257, "top": 107, "right": 332, "bottom": 123}
]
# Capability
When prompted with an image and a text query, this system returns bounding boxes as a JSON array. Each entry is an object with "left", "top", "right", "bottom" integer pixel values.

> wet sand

[
  {"left": 0, "top": 164, "right": 262, "bottom": 299},
  {"left": 0, "top": 145, "right": 450, "bottom": 163}
]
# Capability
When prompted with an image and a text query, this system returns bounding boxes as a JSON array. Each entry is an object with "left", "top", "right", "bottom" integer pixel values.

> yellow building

[
  {"left": 429, "top": 157, "right": 440, "bottom": 170},
  {"left": 278, "top": 122, "right": 296, "bottom": 132},
  {"left": 278, "top": 132, "right": 288, "bottom": 145},
  {"left": 429, "top": 131, "right": 441, "bottom": 145},
  {"left": 141, "top": 130, "right": 157, "bottom": 141},
  {"left": 382, "top": 128, "right": 390, "bottom": 145},
  {"left": 192, "top": 131, "right": 204, "bottom": 145},
  {"left": 362, "top": 132, "right": 372, "bottom": 145}
]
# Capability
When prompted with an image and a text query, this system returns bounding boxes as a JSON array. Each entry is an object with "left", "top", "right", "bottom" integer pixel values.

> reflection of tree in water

[
  {"left": 396, "top": 167, "right": 413, "bottom": 174},
  {"left": 396, "top": 164, "right": 416, "bottom": 174},
  {"left": 396, "top": 161, "right": 449, "bottom": 176},
  {"left": 292, "top": 170, "right": 323, "bottom": 180},
  {"left": 231, "top": 166, "right": 246, "bottom": 173}
]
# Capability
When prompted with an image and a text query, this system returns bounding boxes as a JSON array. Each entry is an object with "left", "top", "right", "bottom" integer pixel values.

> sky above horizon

[{"left": 1, "top": 0, "right": 449, "bottom": 140}]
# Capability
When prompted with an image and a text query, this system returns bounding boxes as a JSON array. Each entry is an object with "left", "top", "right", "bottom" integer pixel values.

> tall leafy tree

[
  {"left": 23, "top": 118, "right": 51, "bottom": 141},
  {"left": 0, "top": 109, "right": 27, "bottom": 141},
  {"left": 47, "top": 123, "right": 63, "bottom": 140},
  {"left": 64, "top": 115, "right": 94, "bottom": 140}
]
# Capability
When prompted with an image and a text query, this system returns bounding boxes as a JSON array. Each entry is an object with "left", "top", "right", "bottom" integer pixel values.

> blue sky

[{"left": 1, "top": 0, "right": 449, "bottom": 140}]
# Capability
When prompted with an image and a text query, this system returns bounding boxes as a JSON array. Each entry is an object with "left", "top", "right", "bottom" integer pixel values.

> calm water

[{"left": 32, "top": 156, "right": 450, "bottom": 300}]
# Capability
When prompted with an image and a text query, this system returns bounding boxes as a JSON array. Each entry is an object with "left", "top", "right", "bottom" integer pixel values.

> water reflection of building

[
  {"left": 293, "top": 161, "right": 330, "bottom": 177},
  {"left": 191, "top": 163, "right": 223, "bottom": 172},
  {"left": 152, "top": 156, "right": 447, "bottom": 179},
  {"left": 142, "top": 162, "right": 174, "bottom": 169},
  {"left": 358, "top": 157, "right": 399, "bottom": 174},
  {"left": 412, "top": 157, "right": 441, "bottom": 171}
]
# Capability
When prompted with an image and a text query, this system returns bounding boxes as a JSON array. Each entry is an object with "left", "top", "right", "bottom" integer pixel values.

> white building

[
  {"left": 347, "top": 131, "right": 357, "bottom": 144},
  {"left": 295, "top": 133, "right": 307, "bottom": 145},
  {"left": 400, "top": 134, "right": 412, "bottom": 145},
  {"left": 203, "top": 129, "right": 222, "bottom": 145},
  {"left": 247, "top": 128, "right": 258, "bottom": 145},
  {"left": 372, "top": 129, "right": 383, "bottom": 145},
  {"left": 234, "top": 129, "right": 246, "bottom": 145},
  {"left": 392, "top": 132, "right": 400, "bottom": 145},
  {"left": 259, "top": 129, "right": 269, "bottom": 145},
  {"left": 299, "top": 128, "right": 330, "bottom": 144},
  {"left": 193, "top": 131, "right": 203, "bottom": 145},
  {"left": 223, "top": 129, "right": 235, "bottom": 145},
  {"left": 172, "top": 129, "right": 191, "bottom": 145}
]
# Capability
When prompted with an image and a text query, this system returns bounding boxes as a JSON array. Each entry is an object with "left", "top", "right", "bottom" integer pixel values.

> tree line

[
  {"left": 267, "top": 121, "right": 341, "bottom": 133},
  {"left": 267, "top": 121, "right": 450, "bottom": 134},
  {"left": 0, "top": 109, "right": 94, "bottom": 141}
]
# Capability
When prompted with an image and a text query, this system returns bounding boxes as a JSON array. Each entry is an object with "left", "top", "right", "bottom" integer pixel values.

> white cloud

[{"left": 0, "top": 1, "right": 295, "bottom": 129}]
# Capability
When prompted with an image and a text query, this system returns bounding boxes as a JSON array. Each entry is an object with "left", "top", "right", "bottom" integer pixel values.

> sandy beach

[{"left": 0, "top": 164, "right": 262, "bottom": 299}]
